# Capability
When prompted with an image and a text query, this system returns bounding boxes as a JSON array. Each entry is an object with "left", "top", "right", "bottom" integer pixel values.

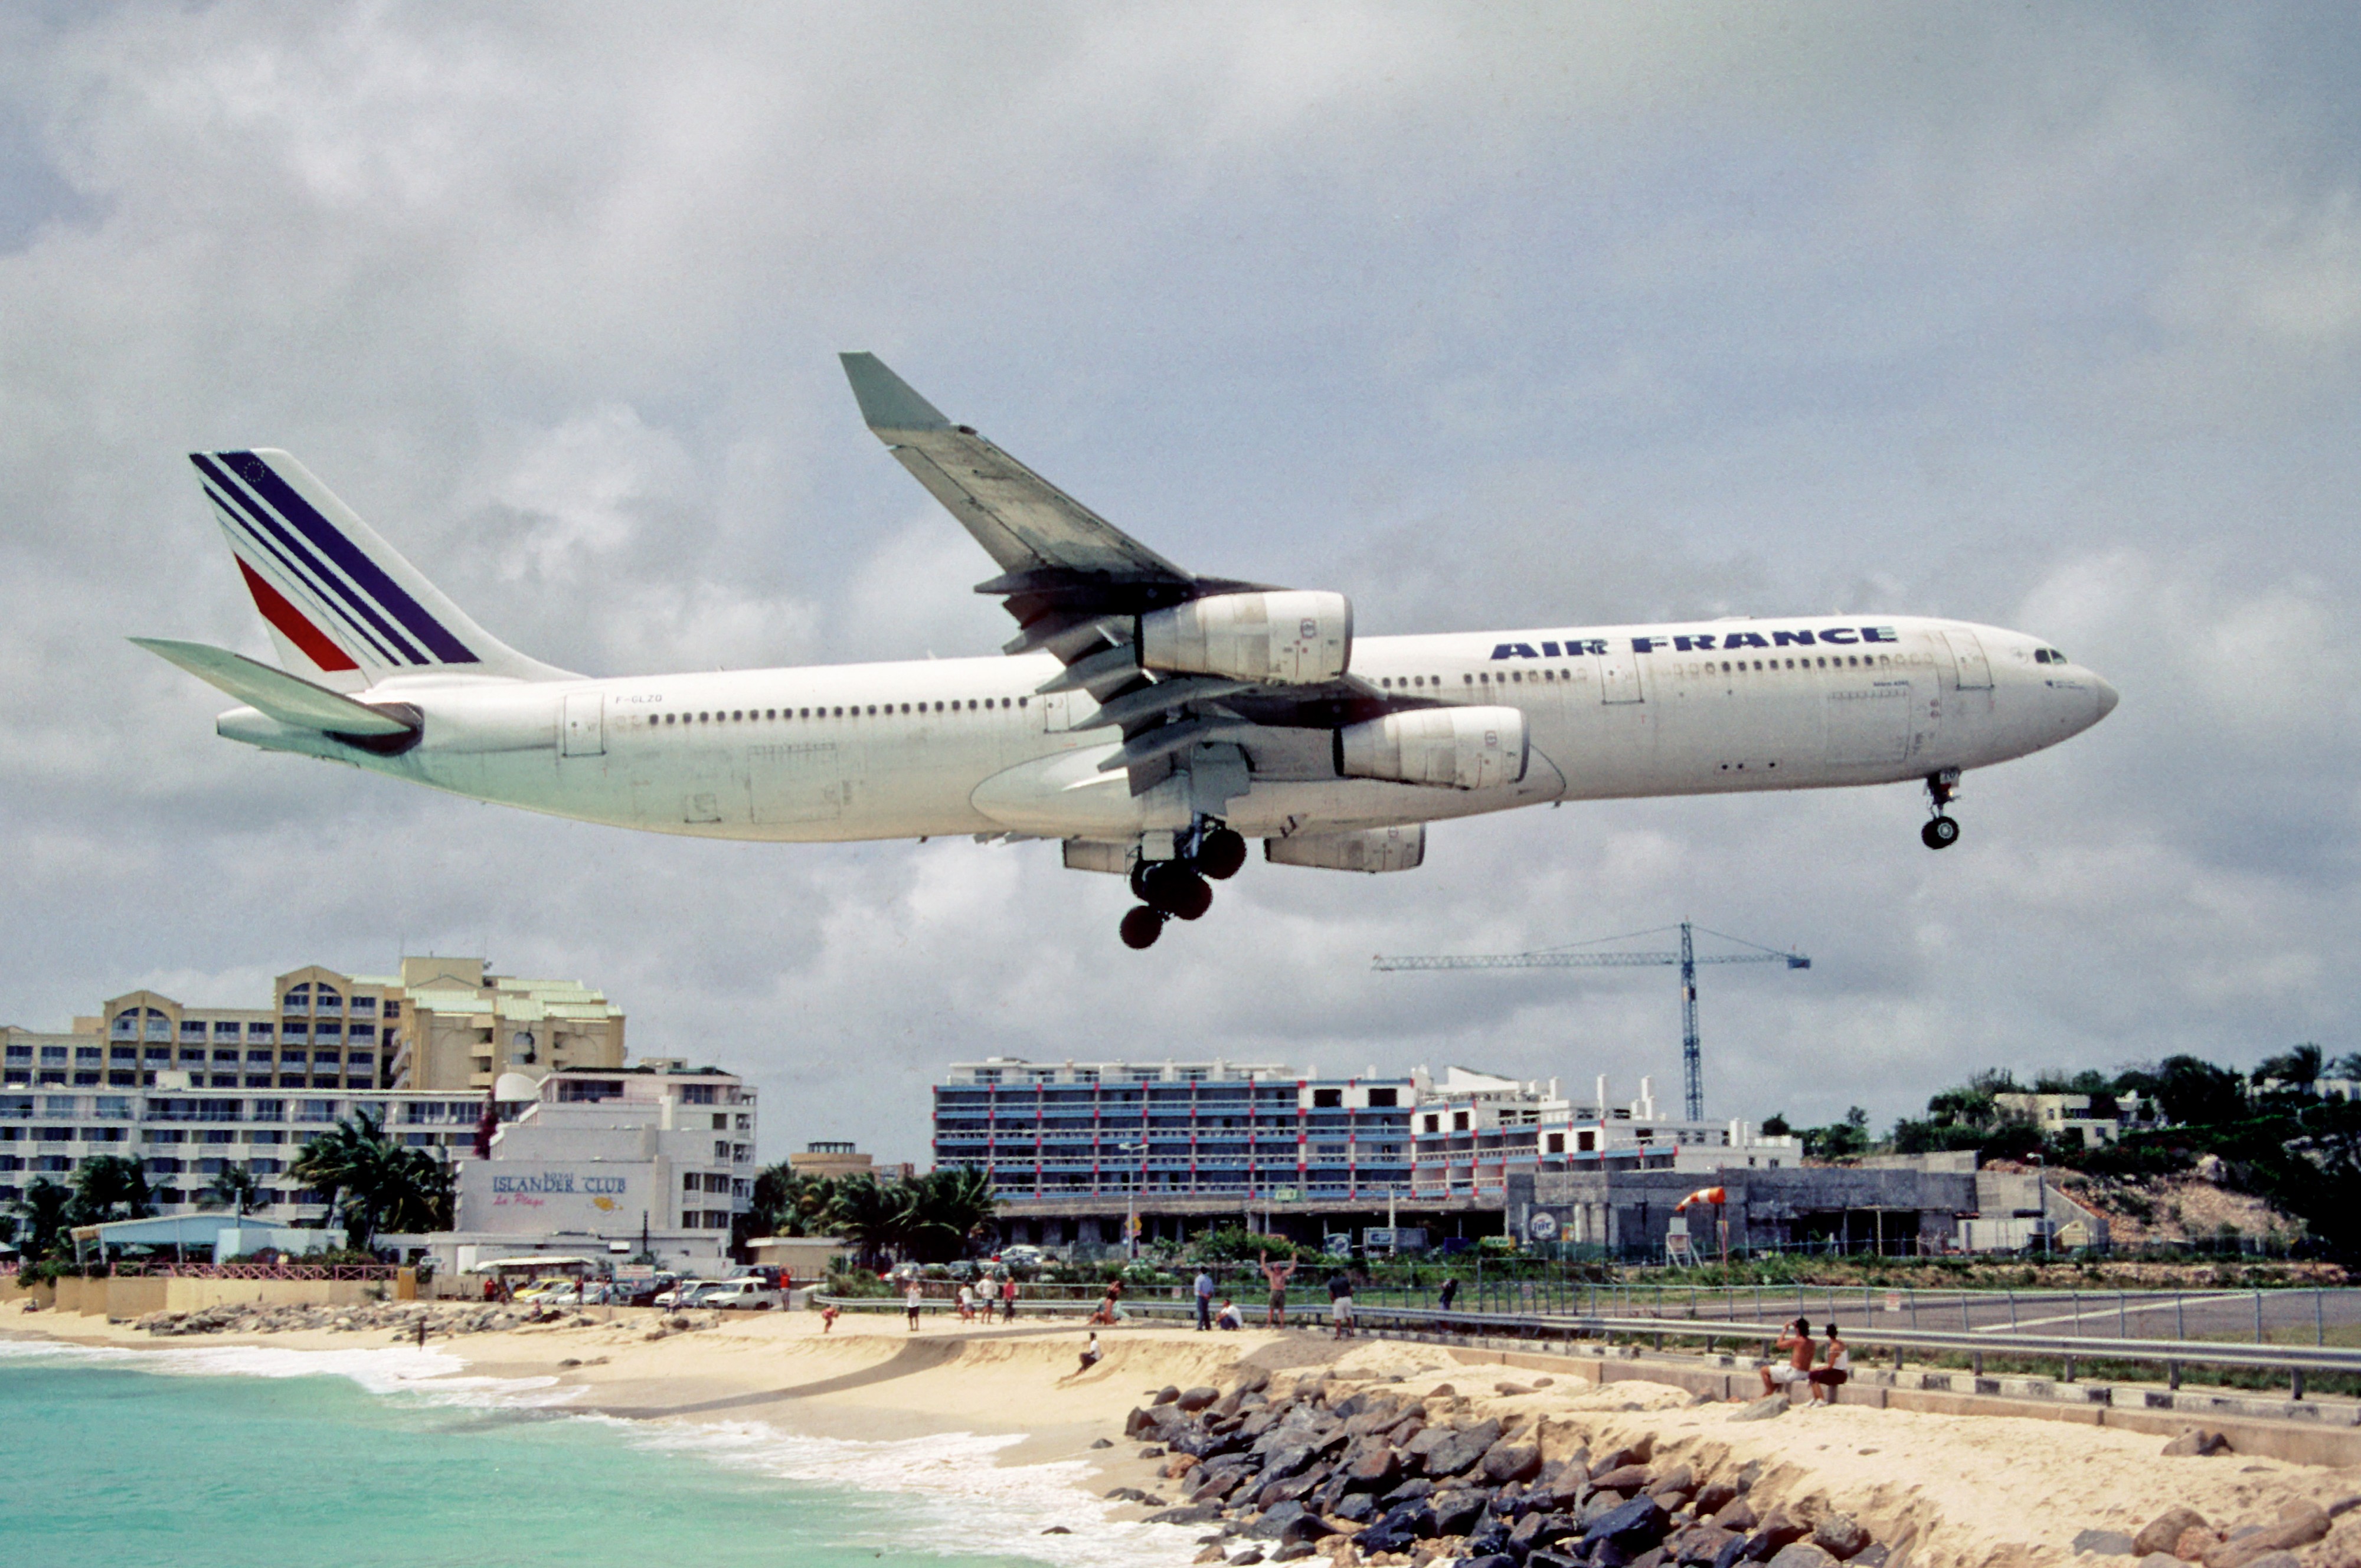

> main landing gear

[
  {"left": 1921, "top": 768, "right": 1961, "bottom": 850},
  {"left": 1120, "top": 824, "right": 1248, "bottom": 949}
]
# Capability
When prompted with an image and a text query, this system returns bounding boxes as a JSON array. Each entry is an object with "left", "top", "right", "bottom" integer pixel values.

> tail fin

[{"left": 188, "top": 449, "right": 571, "bottom": 686}]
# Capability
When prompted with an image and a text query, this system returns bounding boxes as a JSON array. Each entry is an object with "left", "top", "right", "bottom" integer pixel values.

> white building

[
  {"left": 407, "top": 1062, "right": 756, "bottom": 1276},
  {"left": 1410, "top": 1066, "right": 1798, "bottom": 1199}
]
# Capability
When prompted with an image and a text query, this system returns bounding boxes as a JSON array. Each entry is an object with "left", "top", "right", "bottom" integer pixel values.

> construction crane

[{"left": 1372, "top": 921, "right": 1810, "bottom": 1121}]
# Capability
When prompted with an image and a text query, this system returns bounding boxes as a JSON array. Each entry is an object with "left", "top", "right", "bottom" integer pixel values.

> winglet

[{"left": 839, "top": 352, "right": 953, "bottom": 433}]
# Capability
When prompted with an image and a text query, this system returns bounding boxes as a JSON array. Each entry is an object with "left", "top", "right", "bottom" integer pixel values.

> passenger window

[
  {"left": 1463, "top": 674, "right": 1474, "bottom": 685},
  {"left": 1018, "top": 696, "right": 1028, "bottom": 708},
  {"left": 1510, "top": 670, "right": 1522, "bottom": 683}
]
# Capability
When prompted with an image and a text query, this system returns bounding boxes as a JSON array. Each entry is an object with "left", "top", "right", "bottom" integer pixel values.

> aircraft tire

[
  {"left": 1120, "top": 906, "right": 1165, "bottom": 950},
  {"left": 1921, "top": 816, "right": 1960, "bottom": 850},
  {"left": 1129, "top": 861, "right": 1155, "bottom": 901},
  {"left": 1168, "top": 872, "right": 1213, "bottom": 921},
  {"left": 1196, "top": 827, "right": 1248, "bottom": 880}
]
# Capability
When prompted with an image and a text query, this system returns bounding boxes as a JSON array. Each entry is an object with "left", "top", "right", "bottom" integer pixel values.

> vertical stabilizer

[{"left": 188, "top": 449, "right": 572, "bottom": 686}]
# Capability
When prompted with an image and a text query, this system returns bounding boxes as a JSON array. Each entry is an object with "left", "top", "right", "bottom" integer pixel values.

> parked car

[
  {"left": 623, "top": 1272, "right": 679, "bottom": 1308},
  {"left": 691, "top": 1278, "right": 782, "bottom": 1311},
  {"left": 653, "top": 1278, "right": 718, "bottom": 1310},
  {"left": 728, "top": 1264, "right": 784, "bottom": 1288}
]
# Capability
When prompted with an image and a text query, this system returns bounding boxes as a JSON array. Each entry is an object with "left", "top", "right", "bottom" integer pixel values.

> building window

[
  {"left": 382, "top": 1001, "right": 400, "bottom": 1020},
  {"left": 1312, "top": 1089, "right": 1343, "bottom": 1109},
  {"left": 214, "top": 1022, "right": 242, "bottom": 1037},
  {"left": 1453, "top": 1111, "right": 1470, "bottom": 1132},
  {"left": 284, "top": 984, "right": 310, "bottom": 1014},
  {"left": 1367, "top": 1088, "right": 1398, "bottom": 1108},
  {"left": 350, "top": 997, "right": 376, "bottom": 1016}
]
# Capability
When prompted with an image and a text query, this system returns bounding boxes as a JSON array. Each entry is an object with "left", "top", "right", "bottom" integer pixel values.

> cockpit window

[{"left": 2033, "top": 648, "right": 2067, "bottom": 664}]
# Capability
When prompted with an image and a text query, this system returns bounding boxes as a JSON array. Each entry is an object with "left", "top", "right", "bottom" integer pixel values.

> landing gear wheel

[
  {"left": 1119, "top": 906, "right": 1166, "bottom": 949},
  {"left": 1129, "top": 861, "right": 1155, "bottom": 901},
  {"left": 1922, "top": 816, "right": 1960, "bottom": 850},
  {"left": 1195, "top": 827, "right": 1248, "bottom": 880},
  {"left": 1143, "top": 861, "right": 1214, "bottom": 921}
]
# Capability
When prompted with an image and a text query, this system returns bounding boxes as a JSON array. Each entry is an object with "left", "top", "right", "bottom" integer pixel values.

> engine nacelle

[
  {"left": 1137, "top": 590, "right": 1352, "bottom": 685},
  {"left": 1264, "top": 825, "right": 1425, "bottom": 873},
  {"left": 1336, "top": 705, "right": 1528, "bottom": 790}
]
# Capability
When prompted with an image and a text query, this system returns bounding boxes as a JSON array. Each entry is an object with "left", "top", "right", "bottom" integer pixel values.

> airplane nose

[{"left": 2091, "top": 675, "right": 2120, "bottom": 722}]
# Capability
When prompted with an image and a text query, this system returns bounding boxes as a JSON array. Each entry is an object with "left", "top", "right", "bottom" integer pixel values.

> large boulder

[
  {"left": 1713, "top": 1501, "right": 1758, "bottom": 1533},
  {"left": 1767, "top": 1546, "right": 1839, "bottom": 1568},
  {"left": 1594, "top": 1465, "right": 1654, "bottom": 1494},
  {"left": 1178, "top": 1386, "right": 1221, "bottom": 1412},
  {"left": 1154, "top": 1386, "right": 1182, "bottom": 1405},
  {"left": 1693, "top": 1482, "right": 1739, "bottom": 1519},
  {"left": 1341, "top": 1442, "right": 1402, "bottom": 1493},
  {"left": 1483, "top": 1440, "right": 1546, "bottom": 1485},
  {"left": 1355, "top": 1500, "right": 1438, "bottom": 1555},
  {"left": 1810, "top": 1514, "right": 1871, "bottom": 1561},
  {"left": 1665, "top": 1523, "right": 1738, "bottom": 1564},
  {"left": 1247, "top": 1501, "right": 1334, "bottom": 1543},
  {"left": 1584, "top": 1497, "right": 1672, "bottom": 1557},
  {"left": 1419, "top": 1419, "right": 1505, "bottom": 1479},
  {"left": 1144, "top": 1502, "right": 1222, "bottom": 1525},
  {"left": 1432, "top": 1490, "right": 1491, "bottom": 1538},
  {"left": 1509, "top": 1512, "right": 1582, "bottom": 1558},
  {"left": 2133, "top": 1508, "right": 2211, "bottom": 1557},
  {"left": 1750, "top": 1507, "right": 1811, "bottom": 1554},
  {"left": 2163, "top": 1428, "right": 2234, "bottom": 1458},
  {"left": 2206, "top": 1507, "right": 2331, "bottom": 1568}
]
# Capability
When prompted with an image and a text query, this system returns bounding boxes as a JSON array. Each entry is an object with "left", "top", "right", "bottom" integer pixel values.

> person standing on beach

[
  {"left": 1002, "top": 1274, "right": 1018, "bottom": 1321},
  {"left": 956, "top": 1281, "right": 974, "bottom": 1323},
  {"left": 820, "top": 1303, "right": 841, "bottom": 1334},
  {"left": 1258, "top": 1251, "right": 1297, "bottom": 1329},
  {"left": 1326, "top": 1267, "right": 1355, "bottom": 1340},
  {"left": 1193, "top": 1267, "right": 1216, "bottom": 1331},
  {"left": 905, "top": 1280, "right": 924, "bottom": 1332},
  {"left": 1438, "top": 1276, "right": 1459, "bottom": 1312},
  {"left": 1809, "top": 1322, "right": 1851, "bottom": 1404},
  {"left": 1758, "top": 1317, "right": 1814, "bottom": 1398}
]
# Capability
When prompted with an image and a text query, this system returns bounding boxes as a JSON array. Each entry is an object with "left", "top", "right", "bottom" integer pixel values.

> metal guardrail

[{"left": 810, "top": 1292, "right": 2361, "bottom": 1397}]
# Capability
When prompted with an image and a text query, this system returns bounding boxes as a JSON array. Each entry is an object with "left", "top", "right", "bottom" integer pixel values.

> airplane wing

[
  {"left": 130, "top": 637, "right": 419, "bottom": 736},
  {"left": 839, "top": 354, "right": 1395, "bottom": 800}
]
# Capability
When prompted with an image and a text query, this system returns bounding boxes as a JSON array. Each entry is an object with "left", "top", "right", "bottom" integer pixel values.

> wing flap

[{"left": 130, "top": 638, "right": 417, "bottom": 736}]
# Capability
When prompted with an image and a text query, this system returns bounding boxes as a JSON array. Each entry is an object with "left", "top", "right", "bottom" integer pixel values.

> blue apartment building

[{"left": 933, "top": 1057, "right": 1416, "bottom": 1202}]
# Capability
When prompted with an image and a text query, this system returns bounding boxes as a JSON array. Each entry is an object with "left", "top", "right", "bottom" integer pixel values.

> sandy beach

[{"left": 11, "top": 1299, "right": 2361, "bottom": 1568}]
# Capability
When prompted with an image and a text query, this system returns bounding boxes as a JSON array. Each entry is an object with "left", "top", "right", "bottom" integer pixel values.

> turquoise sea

[{"left": 0, "top": 1340, "right": 1180, "bottom": 1568}]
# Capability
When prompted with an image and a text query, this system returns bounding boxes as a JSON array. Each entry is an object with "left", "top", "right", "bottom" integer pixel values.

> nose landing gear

[
  {"left": 1119, "top": 821, "right": 1245, "bottom": 947},
  {"left": 1922, "top": 768, "right": 1961, "bottom": 850}
]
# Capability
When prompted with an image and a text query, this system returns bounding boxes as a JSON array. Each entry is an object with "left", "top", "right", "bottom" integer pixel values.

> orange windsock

[{"left": 1675, "top": 1186, "right": 1726, "bottom": 1211}]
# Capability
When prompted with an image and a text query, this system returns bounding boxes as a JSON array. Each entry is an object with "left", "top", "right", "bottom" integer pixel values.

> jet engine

[
  {"left": 1137, "top": 590, "right": 1352, "bottom": 685},
  {"left": 1335, "top": 706, "right": 1527, "bottom": 790},
  {"left": 1265, "top": 824, "right": 1425, "bottom": 873}
]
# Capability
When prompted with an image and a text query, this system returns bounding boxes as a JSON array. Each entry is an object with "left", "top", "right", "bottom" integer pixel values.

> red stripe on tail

[{"left": 237, "top": 557, "right": 359, "bottom": 672}]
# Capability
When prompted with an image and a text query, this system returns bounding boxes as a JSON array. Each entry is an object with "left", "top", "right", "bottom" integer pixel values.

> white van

[{"left": 693, "top": 1278, "right": 783, "bottom": 1311}]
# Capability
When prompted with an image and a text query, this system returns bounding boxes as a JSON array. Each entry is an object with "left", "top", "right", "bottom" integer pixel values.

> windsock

[{"left": 1675, "top": 1185, "right": 1726, "bottom": 1212}]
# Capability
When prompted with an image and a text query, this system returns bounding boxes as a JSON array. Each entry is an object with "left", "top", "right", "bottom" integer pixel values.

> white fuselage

[{"left": 218, "top": 614, "right": 2114, "bottom": 844}]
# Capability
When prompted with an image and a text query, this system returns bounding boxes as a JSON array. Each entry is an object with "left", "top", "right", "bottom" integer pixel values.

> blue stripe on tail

[{"left": 217, "top": 451, "right": 478, "bottom": 664}]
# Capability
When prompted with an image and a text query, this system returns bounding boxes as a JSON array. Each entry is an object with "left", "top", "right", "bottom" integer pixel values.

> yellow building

[
  {"left": 381, "top": 956, "right": 626, "bottom": 1091},
  {"left": 1, "top": 956, "right": 624, "bottom": 1095}
]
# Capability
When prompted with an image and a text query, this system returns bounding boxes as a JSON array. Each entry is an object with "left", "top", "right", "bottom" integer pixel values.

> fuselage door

[
  {"left": 1942, "top": 629, "right": 1993, "bottom": 690},
  {"left": 561, "top": 691, "right": 605, "bottom": 757},
  {"left": 1596, "top": 644, "right": 1645, "bottom": 704}
]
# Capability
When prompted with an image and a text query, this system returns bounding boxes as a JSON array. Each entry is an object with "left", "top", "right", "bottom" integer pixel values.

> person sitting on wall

[
  {"left": 1757, "top": 1317, "right": 1815, "bottom": 1399},
  {"left": 1215, "top": 1298, "right": 1244, "bottom": 1330}
]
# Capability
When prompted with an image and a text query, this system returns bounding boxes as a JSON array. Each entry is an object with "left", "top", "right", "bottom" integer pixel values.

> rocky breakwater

[
  {"left": 1123, "top": 1374, "right": 1894, "bottom": 1568},
  {"left": 132, "top": 1300, "right": 662, "bottom": 1338}
]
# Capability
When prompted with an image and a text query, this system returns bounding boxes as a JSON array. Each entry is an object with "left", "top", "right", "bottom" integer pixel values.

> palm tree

[
  {"left": 9, "top": 1177, "right": 75, "bottom": 1262},
  {"left": 825, "top": 1173, "right": 918, "bottom": 1267},
  {"left": 907, "top": 1165, "right": 999, "bottom": 1262},
  {"left": 291, "top": 1109, "right": 450, "bottom": 1249},
  {"left": 198, "top": 1160, "right": 266, "bottom": 1218},
  {"left": 748, "top": 1166, "right": 838, "bottom": 1238},
  {"left": 73, "top": 1154, "right": 155, "bottom": 1223}
]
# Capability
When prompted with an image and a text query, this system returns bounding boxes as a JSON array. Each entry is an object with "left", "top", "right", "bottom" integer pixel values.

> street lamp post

[{"left": 1119, "top": 1141, "right": 1144, "bottom": 1261}]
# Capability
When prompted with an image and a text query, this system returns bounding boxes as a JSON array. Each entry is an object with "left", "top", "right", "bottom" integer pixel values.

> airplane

[{"left": 135, "top": 354, "right": 2118, "bottom": 949}]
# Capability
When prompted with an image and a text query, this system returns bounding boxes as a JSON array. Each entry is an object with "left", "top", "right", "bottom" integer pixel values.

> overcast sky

[{"left": 4, "top": 5, "right": 2358, "bottom": 1162}]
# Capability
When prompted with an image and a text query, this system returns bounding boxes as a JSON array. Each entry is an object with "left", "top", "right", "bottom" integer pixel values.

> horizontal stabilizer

[{"left": 130, "top": 638, "right": 416, "bottom": 735}]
